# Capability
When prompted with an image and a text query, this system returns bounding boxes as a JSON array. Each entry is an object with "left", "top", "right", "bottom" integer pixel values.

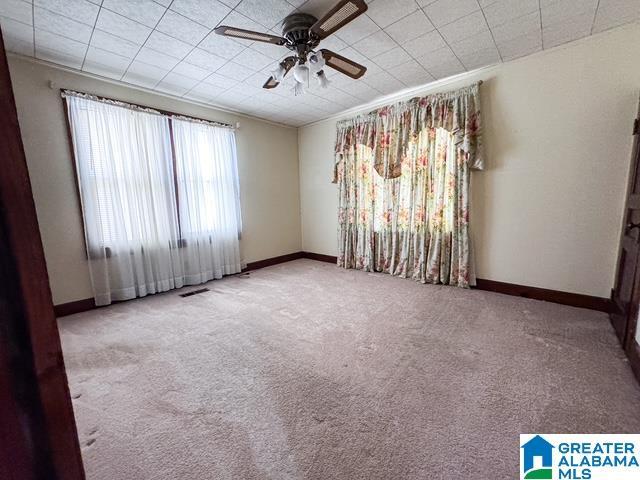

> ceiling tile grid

[{"left": 0, "top": 0, "right": 639, "bottom": 126}]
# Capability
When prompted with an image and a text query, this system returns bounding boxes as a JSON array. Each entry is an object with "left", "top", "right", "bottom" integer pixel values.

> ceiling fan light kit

[{"left": 214, "top": 0, "right": 368, "bottom": 96}]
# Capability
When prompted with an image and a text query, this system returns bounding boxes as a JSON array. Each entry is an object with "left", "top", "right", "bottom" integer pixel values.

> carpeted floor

[{"left": 59, "top": 259, "right": 640, "bottom": 479}]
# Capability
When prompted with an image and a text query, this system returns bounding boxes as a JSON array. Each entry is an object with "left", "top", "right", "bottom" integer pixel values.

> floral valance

[{"left": 333, "top": 82, "right": 483, "bottom": 182}]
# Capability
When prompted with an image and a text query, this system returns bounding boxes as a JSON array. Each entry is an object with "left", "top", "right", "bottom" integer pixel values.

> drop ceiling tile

[
  {"left": 363, "top": 70, "right": 405, "bottom": 94},
  {"left": 156, "top": 72, "right": 200, "bottom": 95},
  {"left": 295, "top": 0, "right": 334, "bottom": 18},
  {"left": 450, "top": 29, "right": 495, "bottom": 57},
  {"left": 35, "top": 0, "right": 100, "bottom": 26},
  {"left": 199, "top": 32, "right": 247, "bottom": 59},
  {"left": 84, "top": 46, "right": 130, "bottom": 69},
  {"left": 5, "top": 37, "right": 34, "bottom": 56},
  {"left": 317, "top": 34, "right": 348, "bottom": 52},
  {"left": 155, "top": 83, "right": 190, "bottom": 96},
  {"left": 372, "top": 46, "right": 412, "bottom": 69},
  {"left": 235, "top": 0, "right": 296, "bottom": 29},
  {"left": 384, "top": 10, "right": 435, "bottom": 44},
  {"left": 96, "top": 9, "right": 152, "bottom": 45},
  {"left": 219, "top": 0, "right": 242, "bottom": 7},
  {"left": 543, "top": 11, "right": 593, "bottom": 48},
  {"left": 244, "top": 71, "right": 270, "bottom": 88},
  {"left": 215, "top": 10, "right": 266, "bottom": 44},
  {"left": 415, "top": 45, "right": 460, "bottom": 70},
  {"left": 184, "top": 48, "right": 227, "bottom": 71},
  {"left": 0, "top": 0, "right": 32, "bottom": 25},
  {"left": 353, "top": 29, "right": 396, "bottom": 58},
  {"left": 34, "top": 7, "right": 93, "bottom": 43},
  {"left": 101, "top": 0, "right": 167, "bottom": 28},
  {"left": 202, "top": 72, "right": 238, "bottom": 89},
  {"left": 313, "top": 87, "right": 357, "bottom": 106},
  {"left": 402, "top": 30, "right": 447, "bottom": 58},
  {"left": 541, "top": 0, "right": 598, "bottom": 26},
  {"left": 429, "top": 58, "right": 466, "bottom": 79},
  {"left": 83, "top": 46, "right": 131, "bottom": 78},
  {"left": 1, "top": 17, "right": 33, "bottom": 56},
  {"left": 156, "top": 10, "right": 210, "bottom": 45},
  {"left": 36, "top": 47, "right": 85, "bottom": 69},
  {"left": 91, "top": 29, "right": 140, "bottom": 58},
  {"left": 135, "top": 47, "right": 180, "bottom": 70},
  {"left": 170, "top": 0, "right": 231, "bottom": 29},
  {"left": 496, "top": 30, "right": 541, "bottom": 60},
  {"left": 172, "top": 60, "right": 212, "bottom": 80},
  {"left": 482, "top": 0, "right": 538, "bottom": 28},
  {"left": 490, "top": 10, "right": 540, "bottom": 43},
  {"left": 144, "top": 31, "right": 192, "bottom": 59},
  {"left": 35, "top": 29, "right": 88, "bottom": 58},
  {"left": 186, "top": 82, "right": 229, "bottom": 102},
  {"left": 216, "top": 61, "right": 255, "bottom": 80},
  {"left": 592, "top": 0, "right": 640, "bottom": 33},
  {"left": 233, "top": 47, "right": 274, "bottom": 70},
  {"left": 366, "top": 0, "right": 420, "bottom": 28},
  {"left": 457, "top": 45, "right": 501, "bottom": 69},
  {"left": 423, "top": 0, "right": 481, "bottom": 27},
  {"left": 123, "top": 61, "right": 170, "bottom": 86},
  {"left": 248, "top": 34, "right": 287, "bottom": 59},
  {"left": 439, "top": 10, "right": 488, "bottom": 44},
  {"left": 334, "top": 14, "right": 379, "bottom": 44},
  {"left": 337, "top": 80, "right": 381, "bottom": 100},
  {"left": 227, "top": 83, "right": 263, "bottom": 97},
  {"left": 0, "top": 16, "right": 33, "bottom": 44}
]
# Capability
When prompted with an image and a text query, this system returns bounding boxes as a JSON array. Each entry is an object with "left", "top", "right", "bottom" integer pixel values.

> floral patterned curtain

[{"left": 334, "top": 83, "right": 483, "bottom": 287}]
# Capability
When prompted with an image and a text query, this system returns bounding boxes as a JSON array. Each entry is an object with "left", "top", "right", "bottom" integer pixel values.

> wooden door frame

[
  {"left": 610, "top": 109, "right": 640, "bottom": 385},
  {"left": 0, "top": 32, "right": 85, "bottom": 479}
]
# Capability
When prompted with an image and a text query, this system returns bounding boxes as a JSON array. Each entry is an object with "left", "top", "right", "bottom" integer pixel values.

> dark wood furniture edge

[{"left": 0, "top": 32, "right": 85, "bottom": 478}]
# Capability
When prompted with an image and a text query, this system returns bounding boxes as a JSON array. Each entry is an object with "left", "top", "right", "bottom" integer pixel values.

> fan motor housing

[{"left": 282, "top": 13, "right": 320, "bottom": 54}]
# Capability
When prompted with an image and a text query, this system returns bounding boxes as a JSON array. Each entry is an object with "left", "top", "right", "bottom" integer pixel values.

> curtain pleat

[
  {"left": 65, "top": 95, "right": 241, "bottom": 305},
  {"left": 335, "top": 83, "right": 481, "bottom": 288}
]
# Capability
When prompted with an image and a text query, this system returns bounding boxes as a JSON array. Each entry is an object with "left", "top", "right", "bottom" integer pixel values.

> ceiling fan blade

[
  {"left": 310, "top": 0, "right": 368, "bottom": 40},
  {"left": 262, "top": 56, "right": 297, "bottom": 89},
  {"left": 214, "top": 26, "right": 285, "bottom": 45},
  {"left": 319, "top": 49, "right": 367, "bottom": 79}
]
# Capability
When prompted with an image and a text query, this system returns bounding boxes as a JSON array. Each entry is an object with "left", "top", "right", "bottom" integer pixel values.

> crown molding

[
  {"left": 6, "top": 52, "right": 296, "bottom": 130},
  {"left": 6, "top": 21, "right": 639, "bottom": 131},
  {"left": 300, "top": 21, "right": 640, "bottom": 128}
]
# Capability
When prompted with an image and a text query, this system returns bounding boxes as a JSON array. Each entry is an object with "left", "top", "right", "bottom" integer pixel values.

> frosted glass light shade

[
  {"left": 308, "top": 52, "right": 325, "bottom": 73},
  {"left": 316, "top": 70, "right": 330, "bottom": 89},
  {"left": 272, "top": 64, "right": 286, "bottom": 82},
  {"left": 293, "top": 64, "right": 309, "bottom": 84}
]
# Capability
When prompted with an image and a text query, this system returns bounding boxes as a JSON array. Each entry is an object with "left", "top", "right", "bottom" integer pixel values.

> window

[{"left": 64, "top": 91, "right": 242, "bottom": 306}]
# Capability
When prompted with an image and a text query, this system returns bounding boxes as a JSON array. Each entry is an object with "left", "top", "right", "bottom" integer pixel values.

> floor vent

[{"left": 179, "top": 288, "right": 210, "bottom": 298}]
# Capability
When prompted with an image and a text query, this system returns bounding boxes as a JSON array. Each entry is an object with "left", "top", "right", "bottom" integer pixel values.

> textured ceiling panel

[{"left": 1, "top": 0, "right": 639, "bottom": 127}]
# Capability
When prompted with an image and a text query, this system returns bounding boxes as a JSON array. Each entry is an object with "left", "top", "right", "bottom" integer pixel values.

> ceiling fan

[{"left": 214, "top": 0, "right": 368, "bottom": 94}]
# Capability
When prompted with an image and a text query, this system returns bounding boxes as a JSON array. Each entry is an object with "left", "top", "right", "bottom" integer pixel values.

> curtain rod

[{"left": 60, "top": 88, "right": 236, "bottom": 130}]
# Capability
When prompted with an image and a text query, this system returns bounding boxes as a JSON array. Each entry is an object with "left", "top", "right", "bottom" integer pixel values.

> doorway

[{"left": 611, "top": 103, "right": 640, "bottom": 383}]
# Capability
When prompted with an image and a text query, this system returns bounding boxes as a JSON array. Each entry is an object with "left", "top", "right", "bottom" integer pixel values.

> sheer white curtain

[
  {"left": 65, "top": 94, "right": 242, "bottom": 306},
  {"left": 172, "top": 118, "right": 242, "bottom": 284}
]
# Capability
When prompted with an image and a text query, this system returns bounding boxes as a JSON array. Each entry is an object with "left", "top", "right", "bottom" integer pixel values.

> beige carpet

[{"left": 59, "top": 259, "right": 640, "bottom": 479}]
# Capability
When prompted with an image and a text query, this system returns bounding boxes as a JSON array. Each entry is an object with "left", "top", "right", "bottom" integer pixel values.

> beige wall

[
  {"left": 299, "top": 24, "right": 640, "bottom": 298},
  {"left": 8, "top": 57, "right": 301, "bottom": 305}
]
